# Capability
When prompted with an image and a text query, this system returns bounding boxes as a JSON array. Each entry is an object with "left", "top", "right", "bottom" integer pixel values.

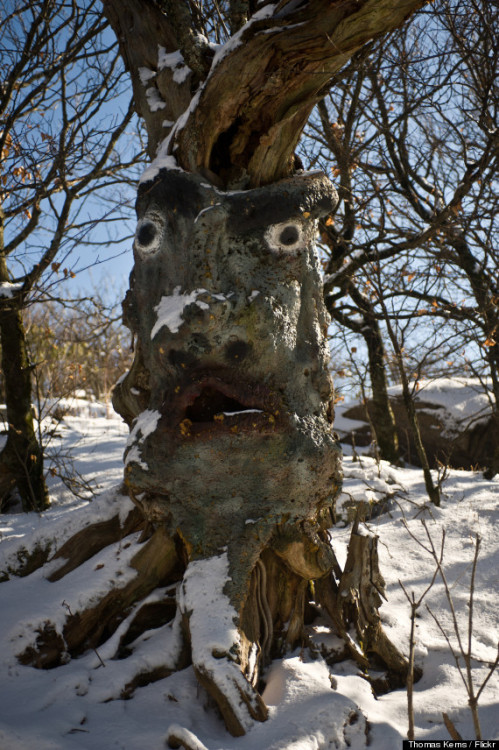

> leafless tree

[
  {"left": 0, "top": 0, "right": 145, "bottom": 510},
  {"left": 13, "top": 0, "right": 431, "bottom": 739},
  {"left": 302, "top": 0, "right": 499, "bottom": 475}
]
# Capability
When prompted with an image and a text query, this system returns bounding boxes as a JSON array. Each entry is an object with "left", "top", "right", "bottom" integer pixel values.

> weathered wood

[
  {"left": 175, "top": 0, "right": 430, "bottom": 186},
  {"left": 194, "top": 662, "right": 268, "bottom": 737},
  {"left": 103, "top": 0, "right": 429, "bottom": 185},
  {"left": 101, "top": 0, "right": 201, "bottom": 157},
  {"left": 336, "top": 519, "right": 411, "bottom": 684},
  {"left": 47, "top": 506, "right": 144, "bottom": 582},
  {"left": 18, "top": 525, "right": 181, "bottom": 668},
  {"left": 63, "top": 525, "right": 180, "bottom": 655}
]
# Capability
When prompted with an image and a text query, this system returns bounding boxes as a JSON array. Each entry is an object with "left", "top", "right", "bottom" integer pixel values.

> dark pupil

[
  {"left": 137, "top": 221, "right": 157, "bottom": 246},
  {"left": 279, "top": 225, "right": 299, "bottom": 246}
]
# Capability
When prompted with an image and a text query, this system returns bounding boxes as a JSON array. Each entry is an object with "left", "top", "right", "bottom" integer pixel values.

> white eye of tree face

[
  {"left": 265, "top": 221, "right": 304, "bottom": 254},
  {"left": 134, "top": 214, "right": 164, "bottom": 255}
]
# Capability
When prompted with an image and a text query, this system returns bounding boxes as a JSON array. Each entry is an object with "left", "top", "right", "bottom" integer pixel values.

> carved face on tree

[{"left": 113, "top": 168, "right": 341, "bottom": 602}]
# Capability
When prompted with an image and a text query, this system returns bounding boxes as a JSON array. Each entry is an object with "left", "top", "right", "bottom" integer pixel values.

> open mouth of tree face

[{"left": 167, "top": 375, "right": 283, "bottom": 436}]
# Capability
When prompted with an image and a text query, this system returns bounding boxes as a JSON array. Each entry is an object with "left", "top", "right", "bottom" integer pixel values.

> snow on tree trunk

[
  {"left": 14, "top": 0, "right": 430, "bottom": 738},
  {"left": 112, "top": 168, "right": 346, "bottom": 732}
]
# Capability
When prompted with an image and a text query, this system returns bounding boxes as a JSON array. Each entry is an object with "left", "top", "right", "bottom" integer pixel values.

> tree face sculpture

[
  {"left": 90, "top": 0, "right": 426, "bottom": 739},
  {"left": 111, "top": 168, "right": 349, "bottom": 735},
  {"left": 114, "top": 168, "right": 341, "bottom": 591},
  {"left": 9, "top": 3, "right": 429, "bottom": 743}
]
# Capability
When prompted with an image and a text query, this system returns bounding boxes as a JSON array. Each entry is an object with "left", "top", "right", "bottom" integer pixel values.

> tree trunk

[
  {"left": 103, "top": 0, "right": 429, "bottom": 188},
  {"left": 380, "top": 305, "right": 441, "bottom": 506},
  {"left": 363, "top": 314, "right": 400, "bottom": 463},
  {"left": 0, "top": 304, "right": 49, "bottom": 511},
  {"left": 9, "top": 0, "right": 429, "bottom": 735},
  {"left": 108, "top": 166, "right": 411, "bottom": 732},
  {"left": 324, "top": 286, "right": 399, "bottom": 463}
]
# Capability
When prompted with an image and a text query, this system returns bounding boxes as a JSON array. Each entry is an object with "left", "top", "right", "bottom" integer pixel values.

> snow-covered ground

[{"left": 0, "top": 395, "right": 498, "bottom": 749}]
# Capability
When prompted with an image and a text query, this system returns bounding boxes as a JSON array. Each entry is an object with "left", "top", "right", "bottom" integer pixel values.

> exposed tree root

[
  {"left": 14, "top": 510, "right": 413, "bottom": 735},
  {"left": 47, "top": 505, "right": 144, "bottom": 582}
]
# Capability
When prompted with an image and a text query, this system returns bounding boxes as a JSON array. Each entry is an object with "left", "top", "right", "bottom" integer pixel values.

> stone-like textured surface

[{"left": 114, "top": 169, "right": 341, "bottom": 605}]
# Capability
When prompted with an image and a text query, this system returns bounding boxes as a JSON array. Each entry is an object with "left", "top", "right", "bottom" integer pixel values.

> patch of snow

[
  {"left": 150, "top": 288, "right": 231, "bottom": 340},
  {"left": 127, "top": 409, "right": 161, "bottom": 444},
  {"left": 158, "top": 47, "right": 183, "bottom": 70},
  {"left": 158, "top": 47, "right": 191, "bottom": 84},
  {"left": 145, "top": 86, "right": 166, "bottom": 112},
  {"left": 124, "top": 409, "right": 161, "bottom": 470},
  {"left": 210, "top": 5, "right": 276, "bottom": 71},
  {"left": 167, "top": 725, "right": 209, "bottom": 750},
  {"left": 222, "top": 409, "right": 263, "bottom": 416},
  {"left": 40, "top": 396, "right": 108, "bottom": 420},
  {"left": 114, "top": 372, "right": 127, "bottom": 386},
  {"left": 333, "top": 403, "right": 368, "bottom": 435},
  {"left": 151, "top": 287, "right": 209, "bottom": 338},
  {"left": 179, "top": 554, "right": 238, "bottom": 662},
  {"left": 140, "top": 153, "right": 181, "bottom": 185},
  {"left": 0, "top": 281, "right": 22, "bottom": 298},
  {"left": 389, "top": 377, "right": 492, "bottom": 432},
  {"left": 138, "top": 66, "right": 156, "bottom": 85},
  {"left": 179, "top": 553, "right": 256, "bottom": 733}
]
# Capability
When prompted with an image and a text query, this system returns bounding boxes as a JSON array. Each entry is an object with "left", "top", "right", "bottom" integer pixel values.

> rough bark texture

[
  {"left": 175, "top": 0, "right": 429, "bottom": 186},
  {"left": 106, "top": 166, "right": 411, "bottom": 733},
  {"left": 0, "top": 305, "right": 49, "bottom": 511},
  {"left": 102, "top": 0, "right": 429, "bottom": 184},
  {"left": 114, "top": 169, "right": 341, "bottom": 589},
  {"left": 111, "top": 168, "right": 346, "bottom": 726},
  {"left": 45, "top": 0, "right": 427, "bottom": 735}
]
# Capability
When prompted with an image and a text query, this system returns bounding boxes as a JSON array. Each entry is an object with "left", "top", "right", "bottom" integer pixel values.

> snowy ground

[{"left": 0, "top": 398, "right": 498, "bottom": 749}]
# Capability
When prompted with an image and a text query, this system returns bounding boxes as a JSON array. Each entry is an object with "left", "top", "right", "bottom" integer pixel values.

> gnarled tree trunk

[
  {"left": 16, "top": 0, "right": 429, "bottom": 739},
  {"left": 103, "top": 0, "right": 428, "bottom": 733}
]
